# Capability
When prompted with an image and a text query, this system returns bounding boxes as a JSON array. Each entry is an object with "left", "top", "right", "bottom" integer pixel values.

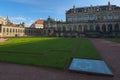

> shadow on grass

[{"left": 0, "top": 38, "right": 101, "bottom": 69}]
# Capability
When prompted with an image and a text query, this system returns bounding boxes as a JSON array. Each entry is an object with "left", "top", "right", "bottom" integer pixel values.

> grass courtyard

[
  {"left": 0, "top": 37, "right": 101, "bottom": 69},
  {"left": 110, "top": 39, "right": 120, "bottom": 43}
]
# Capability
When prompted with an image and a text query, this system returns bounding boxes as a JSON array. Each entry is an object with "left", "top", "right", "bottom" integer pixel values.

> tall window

[
  {"left": 115, "top": 24, "right": 119, "bottom": 32},
  {"left": 10, "top": 29, "right": 12, "bottom": 33},
  {"left": 78, "top": 25, "right": 82, "bottom": 32},
  {"left": 108, "top": 24, "right": 113, "bottom": 32},
  {"left": 16, "top": 29, "right": 17, "bottom": 33},
  {"left": 103, "top": 15, "right": 106, "bottom": 20},
  {"left": 114, "top": 13, "right": 119, "bottom": 19},
  {"left": 13, "top": 29, "right": 15, "bottom": 33},
  {"left": 67, "top": 16, "right": 72, "bottom": 22},
  {"left": 73, "top": 15, "right": 77, "bottom": 22},
  {"left": 90, "top": 24, "right": 94, "bottom": 31},
  {"left": 0, "top": 26, "right": 1, "bottom": 32},
  {"left": 96, "top": 25, "right": 100, "bottom": 31},
  {"left": 7, "top": 28, "right": 9, "bottom": 32},
  {"left": 57, "top": 27, "right": 61, "bottom": 31},
  {"left": 63, "top": 26, "right": 66, "bottom": 31},
  {"left": 102, "top": 24, "right": 106, "bottom": 32},
  {"left": 108, "top": 14, "right": 113, "bottom": 19},
  {"left": 96, "top": 14, "right": 100, "bottom": 20},
  {"left": 84, "top": 25, "right": 88, "bottom": 32},
  {"left": 73, "top": 25, "right": 77, "bottom": 31},
  {"left": 3, "top": 28, "right": 5, "bottom": 32},
  {"left": 84, "top": 15, "right": 88, "bottom": 20},
  {"left": 89, "top": 15, "right": 94, "bottom": 20},
  {"left": 78, "top": 16, "right": 82, "bottom": 21}
]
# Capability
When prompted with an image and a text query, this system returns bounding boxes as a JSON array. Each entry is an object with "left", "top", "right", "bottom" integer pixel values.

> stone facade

[
  {"left": 25, "top": 27, "right": 43, "bottom": 36},
  {"left": 43, "top": 17, "right": 57, "bottom": 36},
  {"left": 0, "top": 26, "right": 25, "bottom": 37},
  {"left": 55, "top": 2, "right": 120, "bottom": 38},
  {"left": 30, "top": 20, "right": 44, "bottom": 29},
  {"left": 0, "top": 17, "right": 25, "bottom": 37},
  {"left": 1, "top": 2, "right": 120, "bottom": 38},
  {"left": 0, "top": 17, "right": 44, "bottom": 37}
]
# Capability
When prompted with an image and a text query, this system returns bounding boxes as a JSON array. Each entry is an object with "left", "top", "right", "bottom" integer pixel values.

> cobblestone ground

[{"left": 0, "top": 38, "right": 119, "bottom": 80}]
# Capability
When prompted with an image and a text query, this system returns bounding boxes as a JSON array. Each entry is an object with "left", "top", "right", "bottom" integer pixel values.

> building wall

[
  {"left": 35, "top": 24, "right": 44, "bottom": 29},
  {"left": 1, "top": 26, "right": 25, "bottom": 37},
  {"left": 0, "top": 17, "right": 7, "bottom": 25},
  {"left": 55, "top": 3, "right": 120, "bottom": 37},
  {"left": 25, "top": 28, "right": 44, "bottom": 36}
]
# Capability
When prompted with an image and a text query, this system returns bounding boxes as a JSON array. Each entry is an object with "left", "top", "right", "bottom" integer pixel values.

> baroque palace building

[
  {"left": 0, "top": 2, "right": 120, "bottom": 38},
  {"left": 0, "top": 17, "right": 25, "bottom": 37},
  {"left": 25, "top": 19, "right": 44, "bottom": 36},
  {"left": 55, "top": 2, "right": 120, "bottom": 37}
]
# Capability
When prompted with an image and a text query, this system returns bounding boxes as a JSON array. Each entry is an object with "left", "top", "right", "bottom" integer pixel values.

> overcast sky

[{"left": 0, "top": 0, "right": 119, "bottom": 27}]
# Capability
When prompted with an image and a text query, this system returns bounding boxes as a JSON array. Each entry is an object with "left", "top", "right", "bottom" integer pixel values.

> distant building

[
  {"left": 0, "top": 17, "right": 25, "bottom": 37},
  {"left": 55, "top": 2, "right": 120, "bottom": 38},
  {"left": 30, "top": 19, "right": 44, "bottom": 29},
  {"left": 25, "top": 27, "right": 43, "bottom": 36},
  {"left": 44, "top": 17, "right": 57, "bottom": 36},
  {"left": 0, "top": 16, "right": 9, "bottom": 26},
  {"left": 1, "top": 2, "right": 120, "bottom": 38}
]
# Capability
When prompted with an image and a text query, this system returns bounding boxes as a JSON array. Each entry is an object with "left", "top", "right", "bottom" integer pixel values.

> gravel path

[
  {"left": 0, "top": 38, "right": 119, "bottom": 80},
  {"left": 90, "top": 38, "right": 120, "bottom": 80},
  {"left": 0, "top": 38, "right": 7, "bottom": 42}
]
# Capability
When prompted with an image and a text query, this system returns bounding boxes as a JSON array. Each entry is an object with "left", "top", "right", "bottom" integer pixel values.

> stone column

[
  {"left": 100, "top": 25, "right": 102, "bottom": 32},
  {"left": 119, "top": 25, "right": 120, "bottom": 31},
  {"left": 93, "top": 25, "right": 96, "bottom": 31},
  {"left": 76, "top": 26, "right": 79, "bottom": 31},
  {"left": 106, "top": 24, "right": 108, "bottom": 32},
  {"left": 71, "top": 25, "right": 73, "bottom": 31},
  {"left": 112, "top": 24, "right": 115, "bottom": 31},
  {"left": 82, "top": 26, "right": 84, "bottom": 32},
  {"left": 87, "top": 25, "right": 90, "bottom": 31}
]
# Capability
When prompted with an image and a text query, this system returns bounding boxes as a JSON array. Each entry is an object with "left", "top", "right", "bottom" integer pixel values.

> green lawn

[
  {"left": 0, "top": 37, "right": 101, "bottom": 69},
  {"left": 110, "top": 39, "right": 120, "bottom": 43}
]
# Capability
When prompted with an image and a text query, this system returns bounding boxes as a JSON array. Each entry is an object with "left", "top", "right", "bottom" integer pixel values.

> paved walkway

[
  {"left": 0, "top": 38, "right": 119, "bottom": 80},
  {"left": 0, "top": 38, "right": 7, "bottom": 42},
  {"left": 90, "top": 38, "right": 120, "bottom": 80}
]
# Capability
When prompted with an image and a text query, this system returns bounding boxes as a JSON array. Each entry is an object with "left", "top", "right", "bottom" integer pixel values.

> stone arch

[
  {"left": 0, "top": 26, "right": 1, "bottom": 32},
  {"left": 96, "top": 24, "right": 100, "bottom": 31},
  {"left": 102, "top": 24, "right": 106, "bottom": 32},
  {"left": 13, "top": 29, "right": 15, "bottom": 33},
  {"left": 57, "top": 27, "right": 61, "bottom": 31},
  {"left": 7, "top": 28, "right": 9, "bottom": 32},
  {"left": 78, "top": 25, "right": 82, "bottom": 32},
  {"left": 10, "top": 28, "right": 12, "bottom": 33},
  {"left": 114, "top": 23, "right": 119, "bottom": 32},
  {"left": 108, "top": 24, "right": 113, "bottom": 32},
  {"left": 69, "top": 27, "right": 72, "bottom": 31},
  {"left": 73, "top": 25, "right": 77, "bottom": 31},
  {"left": 63, "top": 26, "right": 66, "bottom": 31},
  {"left": 84, "top": 25, "right": 88, "bottom": 32},
  {"left": 90, "top": 24, "right": 94, "bottom": 31}
]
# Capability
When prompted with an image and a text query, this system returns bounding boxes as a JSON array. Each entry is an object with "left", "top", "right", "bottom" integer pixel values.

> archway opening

[
  {"left": 90, "top": 24, "right": 94, "bottom": 31},
  {"left": 96, "top": 25, "right": 100, "bottom": 32},
  {"left": 78, "top": 25, "right": 82, "bottom": 32},
  {"left": 102, "top": 24, "right": 106, "bottom": 32},
  {"left": 84, "top": 25, "right": 88, "bottom": 32},
  {"left": 108, "top": 24, "right": 113, "bottom": 32},
  {"left": 63, "top": 26, "right": 66, "bottom": 31},
  {"left": 73, "top": 25, "right": 77, "bottom": 31},
  {"left": 115, "top": 24, "right": 119, "bottom": 32}
]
